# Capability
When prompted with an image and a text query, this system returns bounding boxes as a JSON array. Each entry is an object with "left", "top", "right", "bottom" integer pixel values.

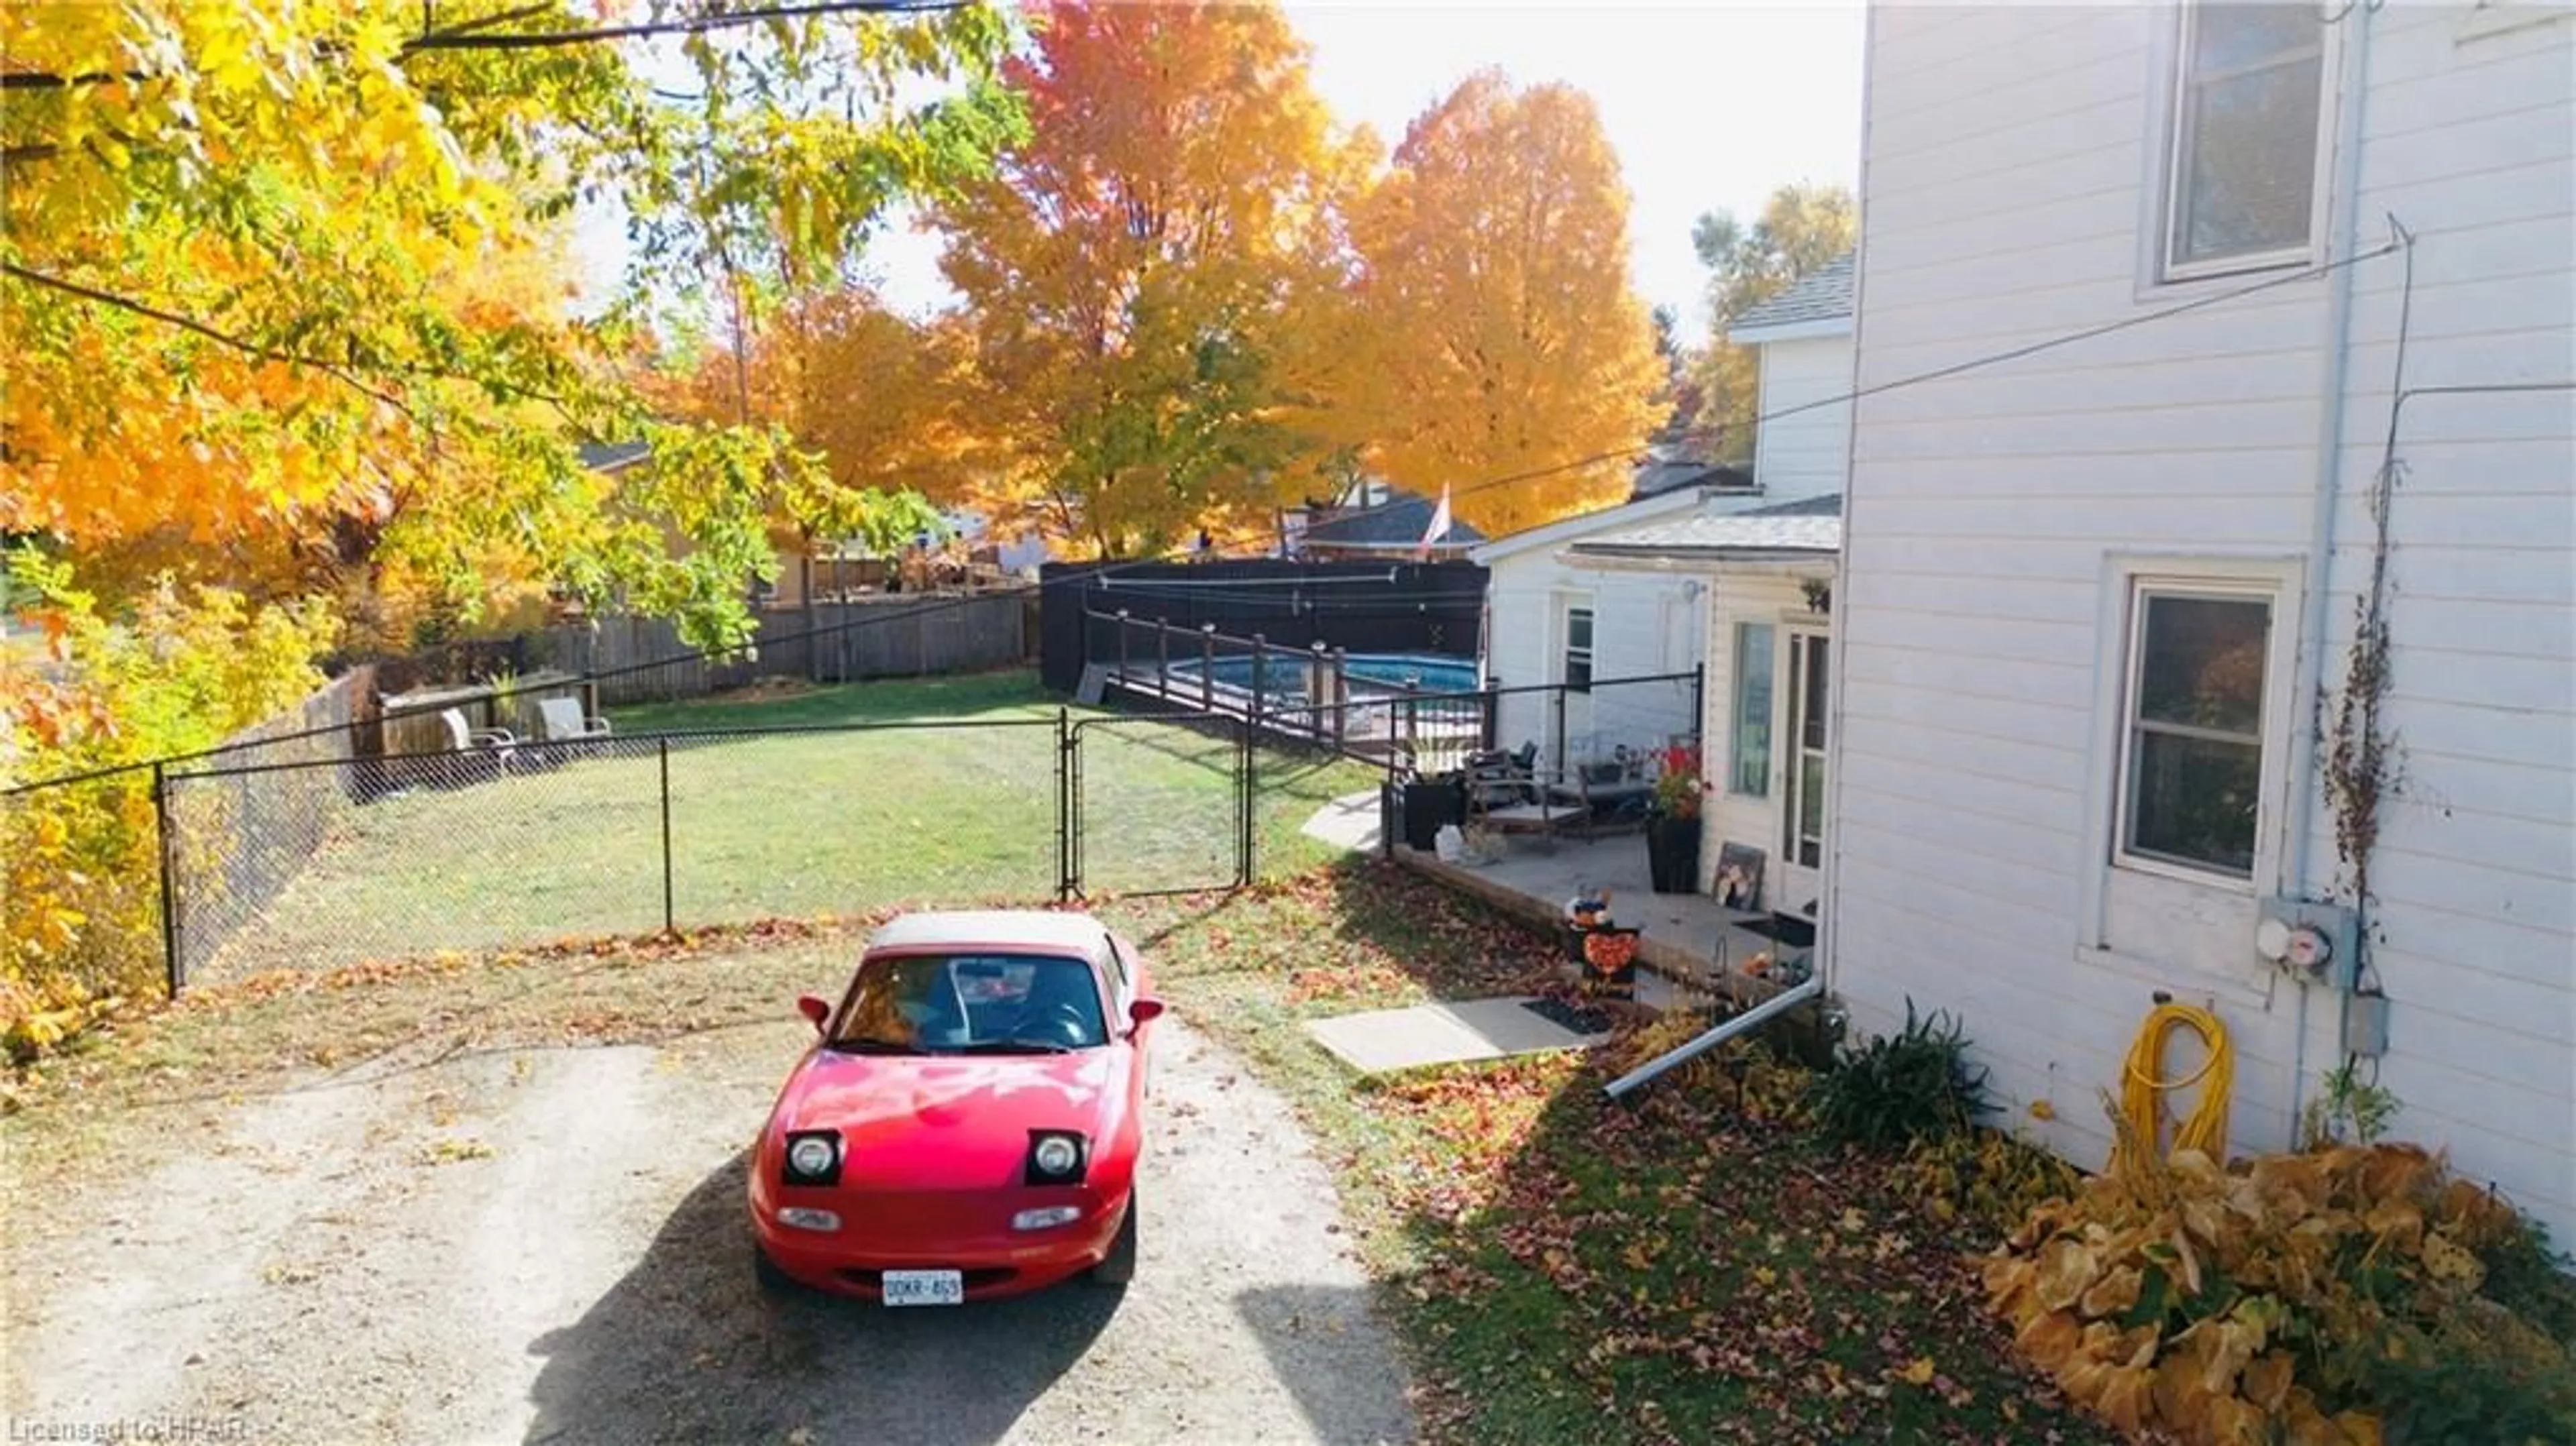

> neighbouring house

[
  {"left": 1554, "top": 254, "right": 1858, "bottom": 904},
  {"left": 1293, "top": 480, "right": 1487, "bottom": 562},
  {"left": 1470, "top": 454, "right": 1755, "bottom": 769},
  {"left": 1823, "top": 2, "right": 2574, "bottom": 1240}
]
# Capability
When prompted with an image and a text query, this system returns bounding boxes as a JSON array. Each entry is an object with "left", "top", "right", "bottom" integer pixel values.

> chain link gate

[{"left": 1062, "top": 712, "right": 1251, "bottom": 899}]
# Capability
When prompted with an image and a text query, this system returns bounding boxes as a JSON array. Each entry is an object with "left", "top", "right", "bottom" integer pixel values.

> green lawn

[{"left": 195, "top": 671, "right": 1375, "bottom": 980}]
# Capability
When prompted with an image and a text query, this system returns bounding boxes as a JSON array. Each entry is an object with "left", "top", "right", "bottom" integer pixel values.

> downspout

[
  {"left": 2286, "top": 3, "right": 2378, "bottom": 1134},
  {"left": 1605, "top": 974, "right": 1825, "bottom": 1103}
]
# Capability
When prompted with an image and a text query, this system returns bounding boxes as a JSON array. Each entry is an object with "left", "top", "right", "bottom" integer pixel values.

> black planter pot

[{"left": 1646, "top": 813, "right": 1702, "bottom": 894}]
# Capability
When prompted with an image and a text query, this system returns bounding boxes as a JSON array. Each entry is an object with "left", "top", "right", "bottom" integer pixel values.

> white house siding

[
  {"left": 1697, "top": 572, "right": 1828, "bottom": 899},
  {"left": 1477, "top": 492, "right": 1716, "bottom": 767},
  {"left": 1751, "top": 334, "right": 1857, "bottom": 505},
  {"left": 1831, "top": 3, "right": 2575, "bottom": 1241},
  {"left": 1483, "top": 553, "right": 1705, "bottom": 766}
]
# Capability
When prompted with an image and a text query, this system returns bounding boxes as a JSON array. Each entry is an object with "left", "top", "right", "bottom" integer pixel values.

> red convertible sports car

[{"left": 747, "top": 910, "right": 1165, "bottom": 1304}]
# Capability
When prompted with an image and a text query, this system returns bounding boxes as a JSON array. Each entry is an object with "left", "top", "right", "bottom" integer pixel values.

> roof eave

[
  {"left": 1560, "top": 547, "right": 1838, "bottom": 574},
  {"left": 1726, "top": 315, "right": 1855, "bottom": 347}
]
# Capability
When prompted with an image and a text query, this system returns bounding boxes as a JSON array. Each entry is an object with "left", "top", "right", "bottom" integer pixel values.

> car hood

[{"left": 774, "top": 1048, "right": 1118, "bottom": 1187}]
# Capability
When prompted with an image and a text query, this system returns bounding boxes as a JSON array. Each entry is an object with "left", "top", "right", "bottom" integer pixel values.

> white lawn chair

[
  {"left": 437, "top": 706, "right": 517, "bottom": 783},
  {"left": 536, "top": 696, "right": 612, "bottom": 741}
]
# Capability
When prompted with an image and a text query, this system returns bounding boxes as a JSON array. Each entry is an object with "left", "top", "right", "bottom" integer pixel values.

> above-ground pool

[{"left": 1169, "top": 651, "right": 1479, "bottom": 700}]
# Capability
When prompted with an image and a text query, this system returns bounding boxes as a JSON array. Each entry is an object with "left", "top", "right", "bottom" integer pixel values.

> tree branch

[
  {"left": 1, "top": 68, "right": 153, "bottom": 91},
  {"left": 1, "top": 262, "right": 413, "bottom": 416},
  {"left": 403, "top": 0, "right": 971, "bottom": 51},
  {"left": 0, "top": 0, "right": 971, "bottom": 90}
]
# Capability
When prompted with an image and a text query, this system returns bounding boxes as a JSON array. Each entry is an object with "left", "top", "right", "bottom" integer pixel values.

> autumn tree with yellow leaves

[
  {"left": 1340, "top": 71, "right": 1666, "bottom": 539},
  {"left": 933, "top": 0, "right": 1369, "bottom": 559},
  {"left": 0, "top": 0, "right": 1019, "bottom": 1044},
  {"left": 1, "top": 0, "right": 1019, "bottom": 649}
]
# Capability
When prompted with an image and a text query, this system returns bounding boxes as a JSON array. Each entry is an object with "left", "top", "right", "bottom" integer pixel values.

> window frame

[
  {"left": 2155, "top": 0, "right": 2336, "bottom": 284},
  {"left": 2110, "top": 577, "right": 2279, "bottom": 886},
  {"left": 1728, "top": 620, "right": 1774, "bottom": 799},
  {"left": 1561, "top": 602, "right": 1595, "bottom": 695}
]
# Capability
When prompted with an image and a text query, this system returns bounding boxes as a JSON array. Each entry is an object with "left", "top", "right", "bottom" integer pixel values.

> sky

[{"left": 584, "top": 3, "right": 1866, "bottom": 331}]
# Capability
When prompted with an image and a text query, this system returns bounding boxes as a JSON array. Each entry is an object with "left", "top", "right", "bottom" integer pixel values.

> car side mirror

[
  {"left": 1127, "top": 997, "right": 1166, "bottom": 1036},
  {"left": 796, "top": 995, "right": 830, "bottom": 1034}
]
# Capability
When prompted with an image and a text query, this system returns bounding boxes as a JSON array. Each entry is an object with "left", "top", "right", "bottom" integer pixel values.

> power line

[{"left": 5, "top": 231, "right": 2406, "bottom": 793}]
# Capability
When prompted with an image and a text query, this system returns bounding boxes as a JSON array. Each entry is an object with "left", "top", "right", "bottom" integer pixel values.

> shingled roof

[
  {"left": 1726, "top": 252, "right": 1856, "bottom": 336},
  {"left": 1300, "top": 490, "right": 1487, "bottom": 550},
  {"left": 1569, "top": 492, "right": 1842, "bottom": 558}
]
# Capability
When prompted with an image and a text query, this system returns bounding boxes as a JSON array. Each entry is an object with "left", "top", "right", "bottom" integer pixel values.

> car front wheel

[{"left": 1090, "top": 1190, "right": 1138, "bottom": 1286}]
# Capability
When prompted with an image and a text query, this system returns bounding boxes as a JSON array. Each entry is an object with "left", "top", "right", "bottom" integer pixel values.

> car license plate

[{"left": 881, "top": 1269, "right": 964, "bottom": 1306}]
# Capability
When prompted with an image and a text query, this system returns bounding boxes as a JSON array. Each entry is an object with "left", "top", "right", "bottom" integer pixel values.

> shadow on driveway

[
  {"left": 523, "top": 1149, "right": 1120, "bottom": 1445},
  {"left": 1234, "top": 1283, "right": 1417, "bottom": 1446}
]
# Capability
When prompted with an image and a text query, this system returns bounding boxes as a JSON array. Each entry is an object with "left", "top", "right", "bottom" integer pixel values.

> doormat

[
  {"left": 1519, "top": 995, "right": 1613, "bottom": 1036},
  {"left": 1737, "top": 913, "right": 1817, "bottom": 949}
]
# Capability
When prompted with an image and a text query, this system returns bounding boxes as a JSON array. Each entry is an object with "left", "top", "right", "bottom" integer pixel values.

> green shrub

[{"left": 1811, "top": 996, "right": 1991, "bottom": 1150}]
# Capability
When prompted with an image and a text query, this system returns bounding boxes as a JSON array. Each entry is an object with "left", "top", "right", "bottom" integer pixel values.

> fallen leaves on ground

[{"left": 1120, "top": 859, "right": 2130, "bottom": 1446}]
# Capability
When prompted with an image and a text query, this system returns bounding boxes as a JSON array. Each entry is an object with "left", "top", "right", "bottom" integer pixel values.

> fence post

[
  {"left": 1482, "top": 677, "right": 1501, "bottom": 751},
  {"left": 658, "top": 737, "right": 675, "bottom": 934},
  {"left": 1330, "top": 646, "right": 1349, "bottom": 750},
  {"left": 1552, "top": 685, "right": 1568, "bottom": 778},
  {"left": 1157, "top": 618, "right": 1171, "bottom": 703},
  {"left": 1200, "top": 624, "right": 1216, "bottom": 710},
  {"left": 1249, "top": 634, "right": 1267, "bottom": 737},
  {"left": 152, "top": 761, "right": 182, "bottom": 997},
  {"left": 1239, "top": 710, "right": 1256, "bottom": 886},
  {"left": 1308, "top": 641, "right": 1328, "bottom": 742},
  {"left": 1116, "top": 608, "right": 1131, "bottom": 683},
  {"left": 1055, "top": 706, "right": 1074, "bottom": 900},
  {"left": 1692, "top": 662, "right": 1707, "bottom": 743},
  {"left": 1386, "top": 683, "right": 1400, "bottom": 759}
]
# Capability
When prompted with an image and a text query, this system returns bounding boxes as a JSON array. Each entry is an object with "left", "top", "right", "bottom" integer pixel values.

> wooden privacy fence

[{"left": 543, "top": 592, "right": 1038, "bottom": 705}]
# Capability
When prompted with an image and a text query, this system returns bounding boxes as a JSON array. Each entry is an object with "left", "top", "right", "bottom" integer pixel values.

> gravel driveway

[{"left": 3, "top": 1015, "right": 1414, "bottom": 1445}]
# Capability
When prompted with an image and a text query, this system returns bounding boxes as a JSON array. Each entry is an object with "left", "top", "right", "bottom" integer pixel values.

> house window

[
  {"left": 1562, "top": 605, "right": 1593, "bottom": 693},
  {"left": 2165, "top": 2, "right": 2326, "bottom": 276},
  {"left": 2117, "top": 588, "right": 2272, "bottom": 877},
  {"left": 1729, "top": 622, "right": 1774, "bottom": 796}
]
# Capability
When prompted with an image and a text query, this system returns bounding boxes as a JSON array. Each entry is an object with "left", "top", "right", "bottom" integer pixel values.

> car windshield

[{"left": 828, "top": 952, "right": 1108, "bottom": 1054}]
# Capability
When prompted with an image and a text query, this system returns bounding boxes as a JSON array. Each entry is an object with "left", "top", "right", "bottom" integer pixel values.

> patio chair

[
  {"left": 536, "top": 696, "right": 612, "bottom": 741},
  {"left": 1466, "top": 742, "right": 1591, "bottom": 845},
  {"left": 437, "top": 706, "right": 517, "bottom": 784}
]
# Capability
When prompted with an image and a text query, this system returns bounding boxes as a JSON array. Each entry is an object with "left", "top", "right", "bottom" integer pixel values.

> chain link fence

[{"left": 146, "top": 710, "right": 1293, "bottom": 987}]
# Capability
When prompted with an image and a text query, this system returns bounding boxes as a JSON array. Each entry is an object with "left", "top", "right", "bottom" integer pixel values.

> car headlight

[
  {"left": 1012, "top": 1206, "right": 1082, "bottom": 1231},
  {"left": 1024, "top": 1130, "right": 1087, "bottom": 1184},
  {"left": 785, "top": 1131, "right": 840, "bottom": 1184}
]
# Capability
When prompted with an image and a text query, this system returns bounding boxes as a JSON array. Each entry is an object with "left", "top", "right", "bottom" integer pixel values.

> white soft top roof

[{"left": 865, "top": 909, "right": 1110, "bottom": 956}]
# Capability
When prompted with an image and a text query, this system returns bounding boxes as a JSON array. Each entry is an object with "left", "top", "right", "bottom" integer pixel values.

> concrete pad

[
  {"left": 1299, "top": 789, "right": 1383, "bottom": 854},
  {"left": 1305, "top": 995, "right": 1605, "bottom": 1074}
]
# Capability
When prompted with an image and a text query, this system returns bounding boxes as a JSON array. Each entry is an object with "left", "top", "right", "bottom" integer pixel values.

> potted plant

[{"left": 1646, "top": 744, "right": 1705, "bottom": 894}]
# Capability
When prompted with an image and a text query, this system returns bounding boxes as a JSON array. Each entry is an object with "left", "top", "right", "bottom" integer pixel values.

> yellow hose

[{"left": 2109, "top": 1003, "right": 2233, "bottom": 1176}]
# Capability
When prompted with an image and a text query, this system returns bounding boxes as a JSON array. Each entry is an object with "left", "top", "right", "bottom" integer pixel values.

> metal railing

[{"left": 1085, "top": 604, "right": 1704, "bottom": 781}]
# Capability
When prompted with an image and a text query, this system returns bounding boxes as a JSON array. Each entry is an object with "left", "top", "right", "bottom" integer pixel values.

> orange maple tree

[
  {"left": 1341, "top": 71, "right": 1666, "bottom": 538},
  {"left": 932, "top": 0, "right": 1369, "bottom": 558}
]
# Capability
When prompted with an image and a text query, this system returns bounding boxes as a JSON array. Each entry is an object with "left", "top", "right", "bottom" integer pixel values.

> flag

[{"left": 1416, "top": 484, "right": 1452, "bottom": 561}]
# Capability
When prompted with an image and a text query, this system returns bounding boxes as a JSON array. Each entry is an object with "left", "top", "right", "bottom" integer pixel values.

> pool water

[{"left": 1173, "top": 651, "right": 1479, "bottom": 698}]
